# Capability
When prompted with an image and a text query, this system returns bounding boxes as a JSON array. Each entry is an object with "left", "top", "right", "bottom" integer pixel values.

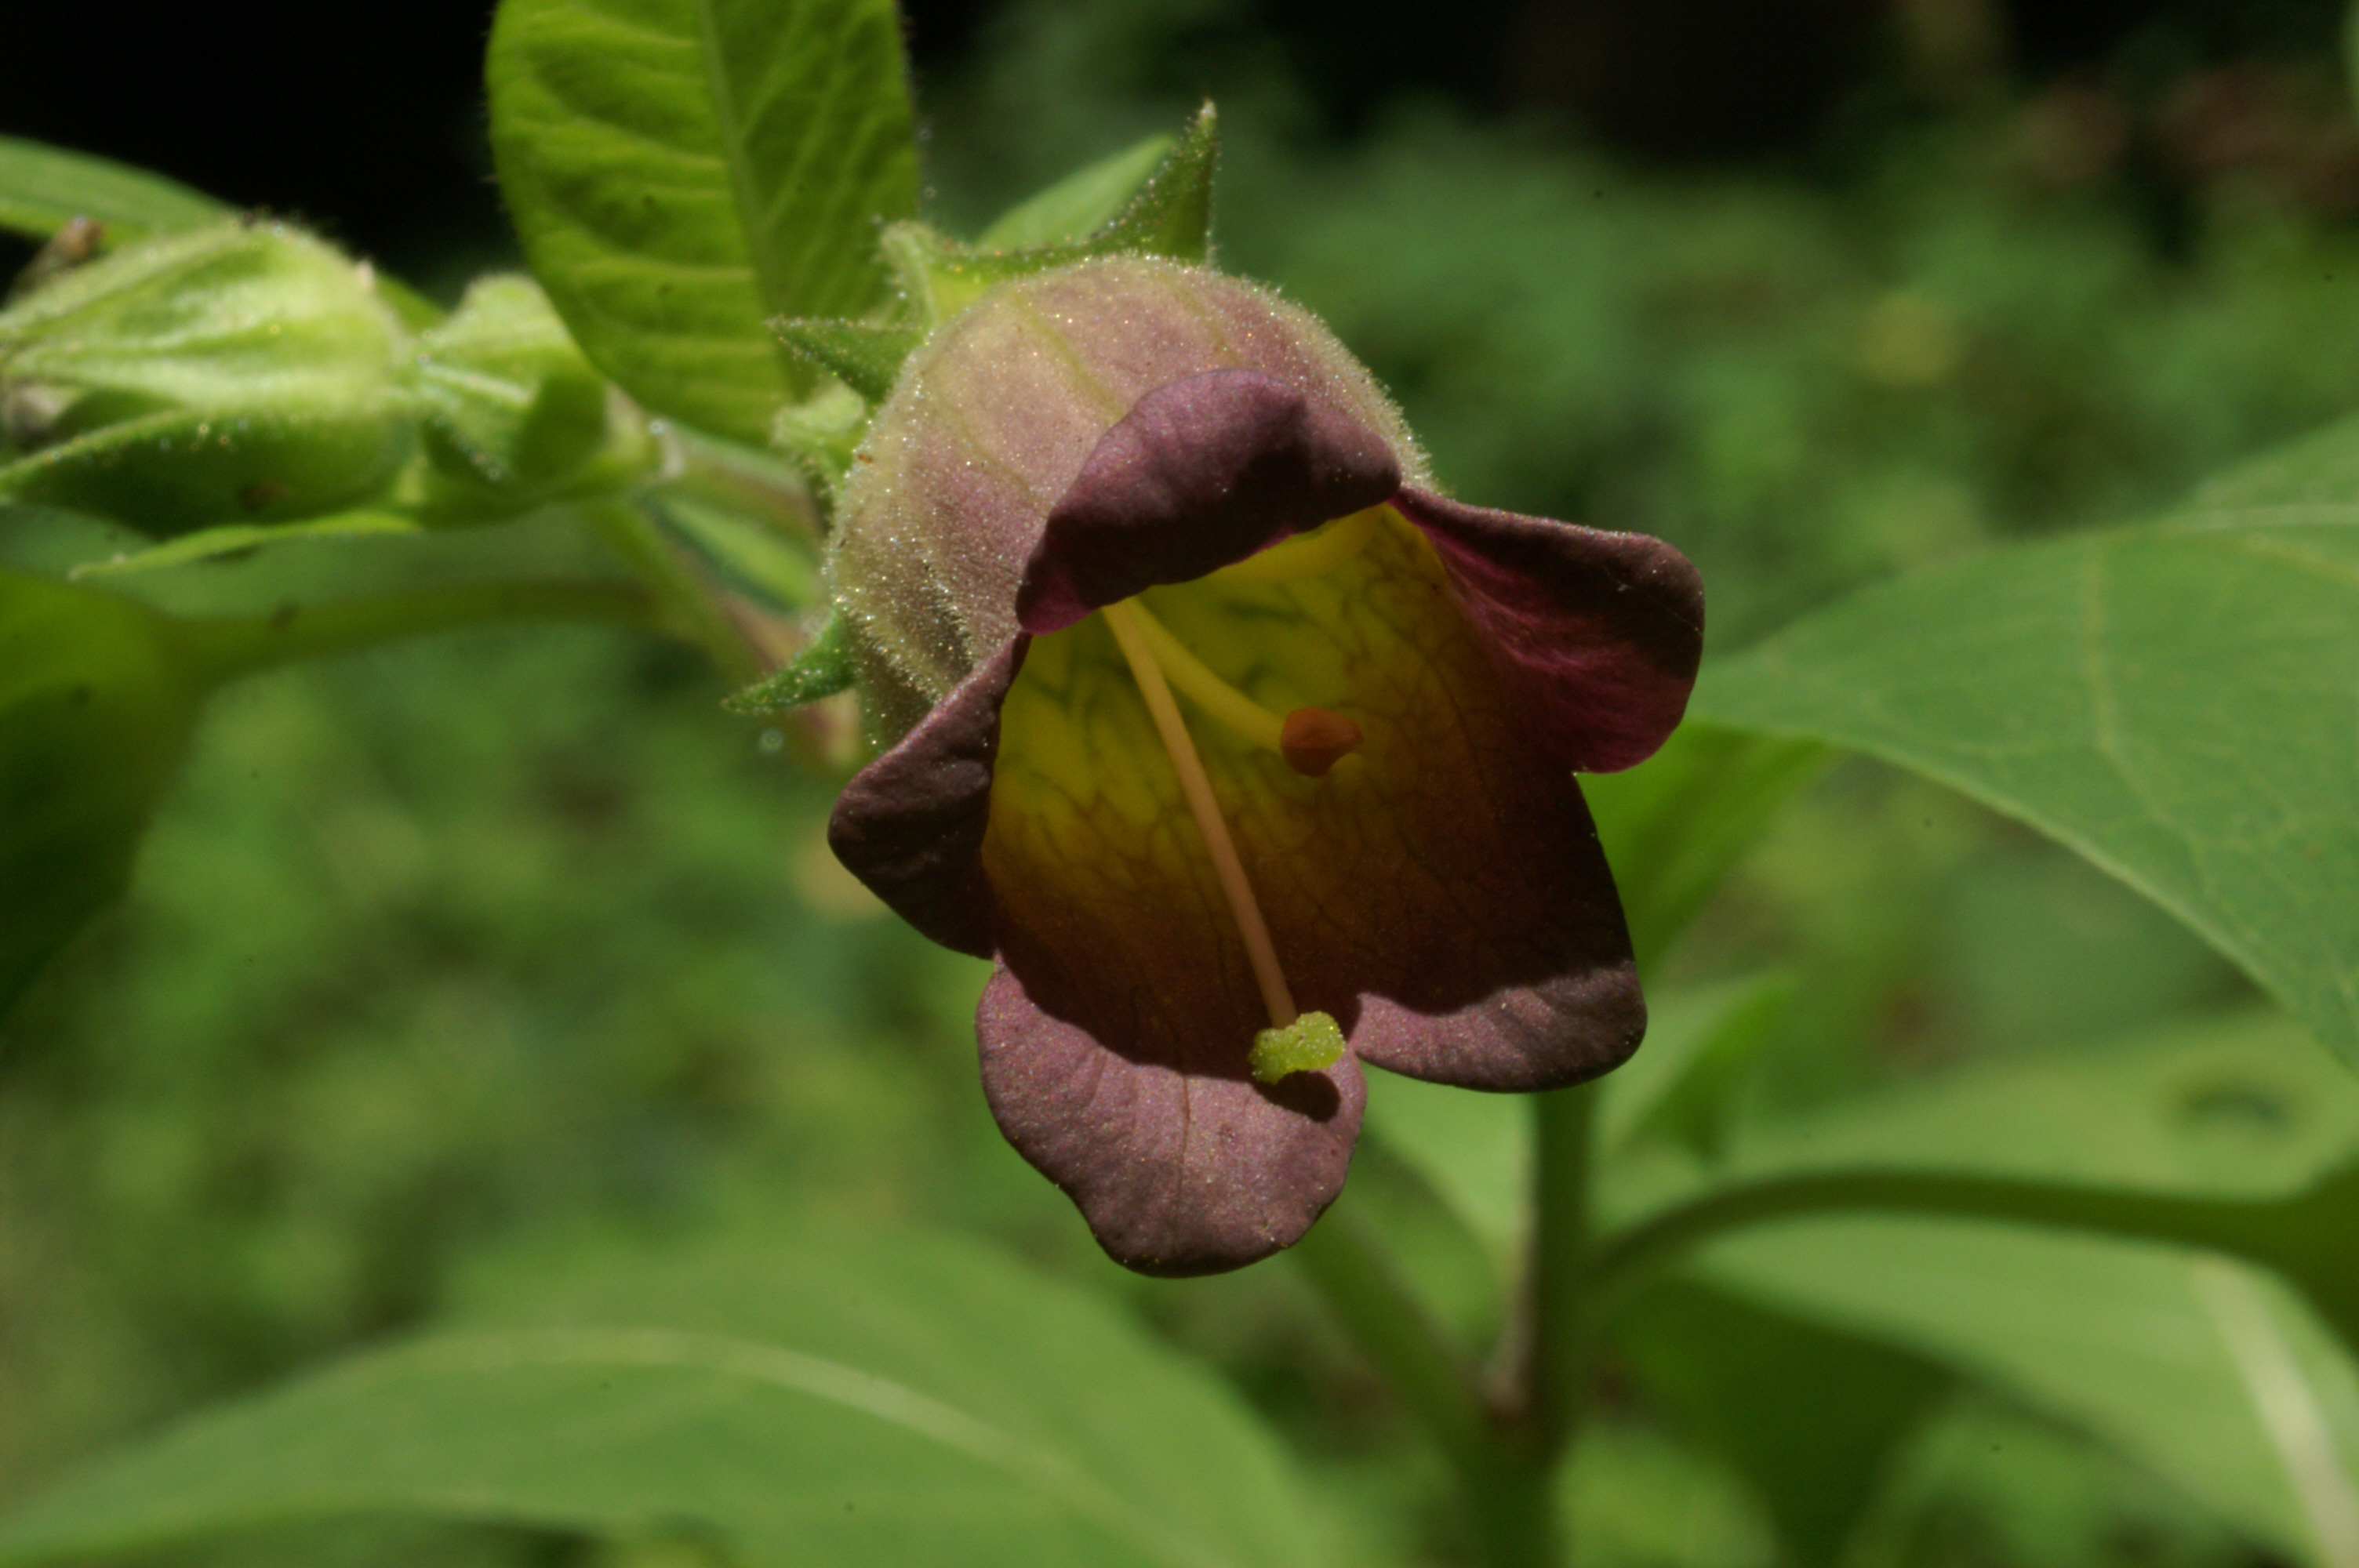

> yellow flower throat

[{"left": 1000, "top": 506, "right": 1400, "bottom": 1083}]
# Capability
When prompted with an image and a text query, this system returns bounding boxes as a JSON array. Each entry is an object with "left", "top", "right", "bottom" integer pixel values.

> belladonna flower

[{"left": 825, "top": 256, "right": 1703, "bottom": 1275}]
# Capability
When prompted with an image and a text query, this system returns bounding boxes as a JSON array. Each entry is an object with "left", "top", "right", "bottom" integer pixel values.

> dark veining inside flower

[{"left": 982, "top": 501, "right": 1630, "bottom": 1092}]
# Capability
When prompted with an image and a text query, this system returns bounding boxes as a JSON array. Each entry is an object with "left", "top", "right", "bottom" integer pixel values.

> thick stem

[
  {"left": 171, "top": 578, "right": 661, "bottom": 686},
  {"left": 1593, "top": 1167, "right": 2311, "bottom": 1305},
  {"left": 1410, "top": 1080, "right": 1605, "bottom": 1568},
  {"left": 1290, "top": 1208, "right": 1492, "bottom": 1479},
  {"left": 1292, "top": 1207, "right": 1558, "bottom": 1568},
  {"left": 660, "top": 424, "right": 823, "bottom": 547},
  {"left": 585, "top": 501, "right": 768, "bottom": 685},
  {"left": 1525, "top": 1081, "right": 1600, "bottom": 1449}
]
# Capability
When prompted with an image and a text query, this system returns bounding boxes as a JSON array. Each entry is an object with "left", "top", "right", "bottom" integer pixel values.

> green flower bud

[
  {"left": 0, "top": 219, "right": 411, "bottom": 533},
  {"left": 403, "top": 274, "right": 659, "bottom": 524}
]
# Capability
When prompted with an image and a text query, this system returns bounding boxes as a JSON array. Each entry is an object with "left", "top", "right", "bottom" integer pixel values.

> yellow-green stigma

[{"left": 1250, "top": 1011, "right": 1347, "bottom": 1084}]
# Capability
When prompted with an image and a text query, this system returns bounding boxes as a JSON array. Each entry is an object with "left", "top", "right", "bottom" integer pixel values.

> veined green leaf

[
  {"left": 0, "top": 1225, "right": 1328, "bottom": 1568},
  {"left": 1610, "top": 1278, "right": 1946, "bottom": 1566},
  {"left": 486, "top": 0, "right": 918, "bottom": 443},
  {"left": 0, "top": 568, "right": 209, "bottom": 1016},
  {"left": 1693, "top": 512, "right": 2359, "bottom": 1069},
  {"left": 1616, "top": 1011, "right": 2359, "bottom": 1565},
  {"left": 1583, "top": 718, "right": 1826, "bottom": 972},
  {"left": 1704, "top": 1224, "right": 2359, "bottom": 1564},
  {"left": 0, "top": 136, "right": 224, "bottom": 245}
]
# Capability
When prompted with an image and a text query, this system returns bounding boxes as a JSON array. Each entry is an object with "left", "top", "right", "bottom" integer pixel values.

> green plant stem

[
  {"left": 1290, "top": 1207, "right": 1491, "bottom": 1477},
  {"left": 1593, "top": 1167, "right": 2322, "bottom": 1305},
  {"left": 660, "top": 424, "right": 823, "bottom": 547},
  {"left": 1526, "top": 1081, "right": 1600, "bottom": 1451},
  {"left": 584, "top": 500, "right": 767, "bottom": 684},
  {"left": 171, "top": 577, "right": 661, "bottom": 686},
  {"left": 1292, "top": 1205, "right": 1557, "bottom": 1568}
]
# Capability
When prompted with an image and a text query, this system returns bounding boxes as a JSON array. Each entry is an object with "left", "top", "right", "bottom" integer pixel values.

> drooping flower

[{"left": 825, "top": 256, "right": 1703, "bottom": 1275}]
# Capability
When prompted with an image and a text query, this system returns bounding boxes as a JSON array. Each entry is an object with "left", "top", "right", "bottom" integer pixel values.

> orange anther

[{"left": 1280, "top": 707, "right": 1364, "bottom": 778}]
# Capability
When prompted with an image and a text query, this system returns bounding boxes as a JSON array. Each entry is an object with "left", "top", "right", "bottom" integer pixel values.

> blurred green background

[{"left": 7, "top": 0, "right": 2359, "bottom": 1562}]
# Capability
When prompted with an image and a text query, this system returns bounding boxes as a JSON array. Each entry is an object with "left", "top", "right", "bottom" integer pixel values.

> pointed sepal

[
  {"left": 879, "top": 105, "right": 1223, "bottom": 331},
  {"left": 724, "top": 610, "right": 856, "bottom": 713},
  {"left": 1081, "top": 102, "right": 1216, "bottom": 264},
  {"left": 772, "top": 318, "right": 925, "bottom": 405}
]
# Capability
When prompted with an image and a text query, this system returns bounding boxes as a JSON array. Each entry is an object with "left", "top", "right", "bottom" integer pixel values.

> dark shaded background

[{"left": 5, "top": 0, "right": 2348, "bottom": 285}]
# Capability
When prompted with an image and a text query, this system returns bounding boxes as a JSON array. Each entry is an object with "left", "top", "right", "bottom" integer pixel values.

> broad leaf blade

[
  {"left": 1692, "top": 516, "right": 2359, "bottom": 1067},
  {"left": 487, "top": 0, "right": 918, "bottom": 443},
  {"left": 1630, "top": 1012, "right": 2359, "bottom": 1563},
  {"left": 1701, "top": 1223, "right": 2359, "bottom": 1564},
  {"left": 0, "top": 568, "right": 209, "bottom": 1015},
  {"left": 0, "top": 136, "right": 224, "bottom": 243},
  {"left": 1582, "top": 720, "right": 1826, "bottom": 972},
  {"left": 0, "top": 1225, "right": 1327, "bottom": 1568},
  {"left": 1610, "top": 1277, "right": 1947, "bottom": 1566}
]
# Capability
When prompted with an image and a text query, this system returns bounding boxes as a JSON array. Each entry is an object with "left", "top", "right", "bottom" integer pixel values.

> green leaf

[
  {"left": 1714, "top": 1011, "right": 2359, "bottom": 1200},
  {"left": 1582, "top": 720, "right": 1826, "bottom": 971},
  {"left": 1610, "top": 1277, "right": 1947, "bottom": 1566},
  {"left": 979, "top": 133, "right": 1177, "bottom": 249},
  {"left": 1594, "top": 971, "right": 1794, "bottom": 1160},
  {"left": 1630, "top": 1011, "right": 2359, "bottom": 1563},
  {"left": 486, "top": 0, "right": 919, "bottom": 444},
  {"left": 0, "top": 1224, "right": 1329, "bottom": 1568},
  {"left": 1692, "top": 513, "right": 2359, "bottom": 1067},
  {"left": 0, "top": 568, "right": 209, "bottom": 1016},
  {"left": 1705, "top": 1224, "right": 2359, "bottom": 1563},
  {"left": 0, "top": 136, "right": 224, "bottom": 245}
]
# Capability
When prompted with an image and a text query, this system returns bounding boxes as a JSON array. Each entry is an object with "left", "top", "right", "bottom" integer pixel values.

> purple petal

[
  {"left": 976, "top": 962, "right": 1365, "bottom": 1276},
  {"left": 1392, "top": 488, "right": 1704, "bottom": 775},
  {"left": 825, "top": 641, "right": 1025, "bottom": 960},
  {"left": 1285, "top": 717, "right": 1645, "bottom": 1092},
  {"left": 1353, "top": 978, "right": 1644, "bottom": 1091},
  {"left": 1015, "top": 369, "right": 1400, "bottom": 633}
]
